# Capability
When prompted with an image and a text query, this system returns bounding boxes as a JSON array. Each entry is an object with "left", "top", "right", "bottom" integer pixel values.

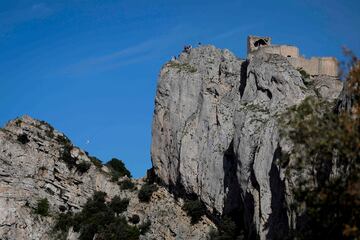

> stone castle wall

[
  {"left": 247, "top": 35, "right": 272, "bottom": 53},
  {"left": 247, "top": 36, "right": 338, "bottom": 77},
  {"left": 288, "top": 56, "right": 338, "bottom": 77},
  {"left": 260, "top": 45, "right": 299, "bottom": 58}
]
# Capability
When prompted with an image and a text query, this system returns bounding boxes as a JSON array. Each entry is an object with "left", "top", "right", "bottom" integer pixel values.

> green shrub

[
  {"left": 76, "top": 161, "right": 91, "bottom": 173},
  {"left": 97, "top": 216, "right": 140, "bottom": 240},
  {"left": 138, "top": 183, "right": 158, "bottom": 202},
  {"left": 58, "top": 140, "right": 99, "bottom": 173},
  {"left": 106, "top": 158, "right": 132, "bottom": 181},
  {"left": 53, "top": 191, "right": 140, "bottom": 240},
  {"left": 146, "top": 167, "right": 157, "bottom": 184},
  {"left": 89, "top": 156, "right": 102, "bottom": 168},
  {"left": 109, "top": 196, "right": 129, "bottom": 214},
  {"left": 138, "top": 219, "right": 151, "bottom": 235},
  {"left": 129, "top": 214, "right": 140, "bottom": 224},
  {"left": 56, "top": 134, "right": 71, "bottom": 146},
  {"left": 35, "top": 198, "right": 49, "bottom": 216},
  {"left": 56, "top": 135, "right": 79, "bottom": 169},
  {"left": 209, "top": 217, "right": 239, "bottom": 240},
  {"left": 92, "top": 191, "right": 107, "bottom": 204},
  {"left": 60, "top": 143, "right": 77, "bottom": 168},
  {"left": 119, "top": 179, "right": 135, "bottom": 190},
  {"left": 297, "top": 67, "right": 310, "bottom": 80},
  {"left": 110, "top": 171, "right": 121, "bottom": 182},
  {"left": 52, "top": 209, "right": 72, "bottom": 239},
  {"left": 54, "top": 212, "right": 74, "bottom": 232},
  {"left": 182, "top": 199, "right": 206, "bottom": 224}
]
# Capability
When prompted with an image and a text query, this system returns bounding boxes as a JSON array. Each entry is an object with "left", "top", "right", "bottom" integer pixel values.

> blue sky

[{"left": 1, "top": 0, "right": 359, "bottom": 178}]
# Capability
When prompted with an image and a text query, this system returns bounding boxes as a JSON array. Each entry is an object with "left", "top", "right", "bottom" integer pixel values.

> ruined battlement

[{"left": 247, "top": 36, "right": 338, "bottom": 77}]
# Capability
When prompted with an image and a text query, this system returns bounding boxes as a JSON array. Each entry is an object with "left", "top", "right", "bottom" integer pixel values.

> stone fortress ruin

[{"left": 247, "top": 35, "right": 338, "bottom": 77}]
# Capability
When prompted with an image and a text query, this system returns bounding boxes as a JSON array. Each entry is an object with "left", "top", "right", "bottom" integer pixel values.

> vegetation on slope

[
  {"left": 209, "top": 217, "right": 240, "bottom": 240},
  {"left": 106, "top": 158, "right": 132, "bottom": 181},
  {"left": 280, "top": 52, "right": 360, "bottom": 239},
  {"left": 119, "top": 179, "right": 136, "bottom": 190},
  {"left": 34, "top": 198, "right": 49, "bottom": 217},
  {"left": 138, "top": 183, "right": 158, "bottom": 202},
  {"left": 53, "top": 191, "right": 142, "bottom": 240},
  {"left": 182, "top": 199, "right": 206, "bottom": 224}
]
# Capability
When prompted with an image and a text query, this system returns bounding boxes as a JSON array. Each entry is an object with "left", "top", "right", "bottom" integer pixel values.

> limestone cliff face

[
  {"left": 0, "top": 116, "right": 213, "bottom": 240},
  {"left": 151, "top": 46, "right": 343, "bottom": 239},
  {"left": 152, "top": 46, "right": 243, "bottom": 213}
]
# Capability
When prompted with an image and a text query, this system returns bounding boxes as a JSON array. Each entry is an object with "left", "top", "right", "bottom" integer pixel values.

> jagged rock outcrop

[
  {"left": 0, "top": 115, "right": 213, "bottom": 240},
  {"left": 152, "top": 46, "right": 243, "bottom": 214},
  {"left": 311, "top": 75, "right": 343, "bottom": 101},
  {"left": 151, "top": 46, "right": 343, "bottom": 239},
  {"left": 233, "top": 52, "right": 308, "bottom": 239}
]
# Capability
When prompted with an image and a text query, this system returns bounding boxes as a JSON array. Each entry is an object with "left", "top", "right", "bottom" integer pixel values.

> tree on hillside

[{"left": 280, "top": 52, "right": 360, "bottom": 239}]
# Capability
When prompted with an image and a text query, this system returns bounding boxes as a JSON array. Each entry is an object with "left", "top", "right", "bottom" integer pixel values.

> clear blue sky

[{"left": 1, "top": 0, "right": 359, "bottom": 178}]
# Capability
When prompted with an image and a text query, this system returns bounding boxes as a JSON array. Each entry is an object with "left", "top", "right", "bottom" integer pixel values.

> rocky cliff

[
  {"left": 0, "top": 115, "right": 213, "bottom": 240},
  {"left": 0, "top": 44, "right": 344, "bottom": 240},
  {"left": 151, "top": 46, "right": 343, "bottom": 239}
]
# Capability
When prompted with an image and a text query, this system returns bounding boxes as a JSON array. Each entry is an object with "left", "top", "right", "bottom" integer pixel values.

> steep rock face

[
  {"left": 311, "top": 75, "right": 343, "bottom": 101},
  {"left": 0, "top": 116, "right": 213, "bottom": 240},
  {"left": 152, "top": 46, "right": 243, "bottom": 213},
  {"left": 151, "top": 46, "right": 342, "bottom": 239},
  {"left": 233, "top": 53, "right": 307, "bottom": 239}
]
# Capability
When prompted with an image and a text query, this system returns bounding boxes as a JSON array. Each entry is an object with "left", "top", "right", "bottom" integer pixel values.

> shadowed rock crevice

[
  {"left": 266, "top": 146, "right": 289, "bottom": 240},
  {"left": 17, "top": 133, "right": 30, "bottom": 144},
  {"left": 240, "top": 60, "right": 249, "bottom": 97},
  {"left": 243, "top": 192, "right": 257, "bottom": 240},
  {"left": 249, "top": 146, "right": 260, "bottom": 192},
  {"left": 222, "top": 140, "right": 243, "bottom": 226},
  {"left": 223, "top": 140, "right": 241, "bottom": 214}
]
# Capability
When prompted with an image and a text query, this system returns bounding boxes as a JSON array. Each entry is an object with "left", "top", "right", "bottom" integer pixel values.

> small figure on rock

[{"left": 183, "top": 45, "right": 192, "bottom": 53}]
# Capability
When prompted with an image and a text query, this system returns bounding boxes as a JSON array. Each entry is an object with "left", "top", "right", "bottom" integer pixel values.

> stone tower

[{"left": 247, "top": 35, "right": 271, "bottom": 54}]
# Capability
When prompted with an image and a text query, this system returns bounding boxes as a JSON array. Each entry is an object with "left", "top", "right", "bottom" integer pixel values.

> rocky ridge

[{"left": 0, "top": 115, "right": 213, "bottom": 240}]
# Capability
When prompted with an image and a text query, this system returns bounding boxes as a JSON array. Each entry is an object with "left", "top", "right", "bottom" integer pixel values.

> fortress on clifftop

[{"left": 247, "top": 35, "right": 338, "bottom": 77}]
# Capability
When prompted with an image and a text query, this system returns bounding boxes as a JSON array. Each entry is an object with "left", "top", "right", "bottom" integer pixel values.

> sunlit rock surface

[{"left": 151, "top": 45, "right": 342, "bottom": 239}]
